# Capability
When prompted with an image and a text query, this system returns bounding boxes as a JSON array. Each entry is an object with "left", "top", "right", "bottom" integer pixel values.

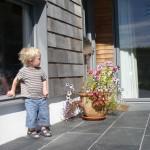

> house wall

[{"left": 47, "top": 0, "right": 84, "bottom": 97}]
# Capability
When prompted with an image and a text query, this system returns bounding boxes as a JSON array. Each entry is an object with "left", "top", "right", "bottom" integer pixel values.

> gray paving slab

[
  {"left": 90, "top": 143, "right": 139, "bottom": 150},
  {"left": 41, "top": 132, "right": 99, "bottom": 150},
  {"left": 97, "top": 127, "right": 143, "bottom": 145},
  {"left": 90, "top": 128, "right": 144, "bottom": 150},
  {"left": 140, "top": 135, "right": 150, "bottom": 150},
  {"left": 51, "top": 117, "right": 83, "bottom": 139},
  {"left": 128, "top": 102, "right": 150, "bottom": 111},
  {"left": 70, "top": 122, "right": 108, "bottom": 135},
  {"left": 113, "top": 111, "right": 149, "bottom": 128},
  {"left": 70, "top": 119, "right": 115, "bottom": 134},
  {"left": 145, "top": 119, "right": 150, "bottom": 135},
  {"left": 0, "top": 136, "right": 52, "bottom": 150}
]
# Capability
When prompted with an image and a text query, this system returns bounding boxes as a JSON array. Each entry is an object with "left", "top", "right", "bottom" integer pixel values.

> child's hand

[
  {"left": 7, "top": 90, "right": 15, "bottom": 97},
  {"left": 43, "top": 80, "right": 48, "bottom": 97},
  {"left": 43, "top": 90, "right": 48, "bottom": 97}
]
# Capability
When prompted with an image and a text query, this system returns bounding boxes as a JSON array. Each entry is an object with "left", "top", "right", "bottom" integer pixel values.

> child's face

[{"left": 31, "top": 55, "right": 41, "bottom": 67}]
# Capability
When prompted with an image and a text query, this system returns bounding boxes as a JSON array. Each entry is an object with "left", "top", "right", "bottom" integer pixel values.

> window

[{"left": 0, "top": 0, "right": 33, "bottom": 95}]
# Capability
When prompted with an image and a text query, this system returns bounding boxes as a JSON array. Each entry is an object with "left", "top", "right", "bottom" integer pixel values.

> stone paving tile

[
  {"left": 97, "top": 128, "right": 143, "bottom": 145},
  {"left": 70, "top": 120, "right": 112, "bottom": 134},
  {"left": 70, "top": 122, "right": 108, "bottom": 135},
  {"left": 145, "top": 119, "right": 150, "bottom": 135},
  {"left": 89, "top": 128, "right": 144, "bottom": 150},
  {"left": 128, "top": 103, "right": 150, "bottom": 111},
  {"left": 0, "top": 136, "right": 52, "bottom": 150},
  {"left": 41, "top": 132, "right": 99, "bottom": 150},
  {"left": 113, "top": 111, "right": 149, "bottom": 128},
  {"left": 140, "top": 135, "right": 150, "bottom": 150},
  {"left": 51, "top": 117, "right": 83, "bottom": 139},
  {"left": 70, "top": 112, "right": 121, "bottom": 134},
  {"left": 90, "top": 143, "right": 139, "bottom": 150}
]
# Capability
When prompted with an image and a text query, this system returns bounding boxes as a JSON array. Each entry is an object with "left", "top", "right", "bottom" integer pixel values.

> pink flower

[
  {"left": 88, "top": 70, "right": 93, "bottom": 74},
  {"left": 105, "top": 61, "right": 113, "bottom": 67},
  {"left": 92, "top": 69, "right": 97, "bottom": 76},
  {"left": 97, "top": 64, "right": 103, "bottom": 71},
  {"left": 113, "top": 66, "right": 120, "bottom": 72}
]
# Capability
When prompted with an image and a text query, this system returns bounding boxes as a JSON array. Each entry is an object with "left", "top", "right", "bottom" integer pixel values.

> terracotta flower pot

[{"left": 79, "top": 92, "right": 106, "bottom": 120}]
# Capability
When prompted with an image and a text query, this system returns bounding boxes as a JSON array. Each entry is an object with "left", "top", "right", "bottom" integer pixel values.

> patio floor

[{"left": 1, "top": 102, "right": 150, "bottom": 150}]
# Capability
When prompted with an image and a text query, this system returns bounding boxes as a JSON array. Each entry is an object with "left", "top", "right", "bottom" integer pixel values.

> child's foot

[
  {"left": 27, "top": 130, "right": 40, "bottom": 139},
  {"left": 40, "top": 126, "right": 52, "bottom": 137}
]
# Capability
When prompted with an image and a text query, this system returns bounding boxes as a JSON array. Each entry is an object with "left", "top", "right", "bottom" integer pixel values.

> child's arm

[
  {"left": 43, "top": 80, "right": 48, "bottom": 97},
  {"left": 7, "top": 77, "right": 19, "bottom": 97}
]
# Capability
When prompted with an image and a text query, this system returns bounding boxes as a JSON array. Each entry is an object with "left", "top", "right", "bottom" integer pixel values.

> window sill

[
  {"left": 0, "top": 95, "right": 25, "bottom": 116},
  {"left": 0, "top": 95, "right": 25, "bottom": 102}
]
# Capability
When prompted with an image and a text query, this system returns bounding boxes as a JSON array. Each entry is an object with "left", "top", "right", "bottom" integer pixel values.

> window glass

[
  {"left": 0, "top": 1, "right": 23, "bottom": 95},
  {"left": 117, "top": 0, "right": 150, "bottom": 98}
]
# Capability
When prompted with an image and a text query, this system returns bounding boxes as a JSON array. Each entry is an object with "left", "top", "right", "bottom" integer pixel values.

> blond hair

[{"left": 18, "top": 47, "right": 40, "bottom": 65}]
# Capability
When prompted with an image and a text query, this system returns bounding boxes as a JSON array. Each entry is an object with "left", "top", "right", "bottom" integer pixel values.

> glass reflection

[{"left": 118, "top": 0, "right": 150, "bottom": 97}]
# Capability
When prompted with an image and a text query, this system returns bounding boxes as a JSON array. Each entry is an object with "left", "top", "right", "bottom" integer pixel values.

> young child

[{"left": 7, "top": 47, "right": 52, "bottom": 138}]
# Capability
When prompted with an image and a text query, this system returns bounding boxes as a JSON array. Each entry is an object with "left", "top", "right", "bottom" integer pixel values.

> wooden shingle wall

[
  {"left": 94, "top": 0, "right": 114, "bottom": 64},
  {"left": 47, "top": 0, "right": 83, "bottom": 97}
]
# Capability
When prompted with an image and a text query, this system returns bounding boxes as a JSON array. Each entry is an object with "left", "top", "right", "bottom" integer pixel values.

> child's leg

[
  {"left": 38, "top": 98, "right": 50, "bottom": 127},
  {"left": 25, "top": 98, "right": 40, "bottom": 138},
  {"left": 38, "top": 98, "right": 52, "bottom": 137}
]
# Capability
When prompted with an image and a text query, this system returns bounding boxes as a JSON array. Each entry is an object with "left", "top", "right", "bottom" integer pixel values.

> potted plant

[
  {"left": 79, "top": 61, "right": 120, "bottom": 120},
  {"left": 63, "top": 62, "right": 121, "bottom": 120}
]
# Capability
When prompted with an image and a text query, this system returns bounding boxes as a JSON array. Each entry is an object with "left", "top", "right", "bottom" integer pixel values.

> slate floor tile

[
  {"left": 0, "top": 136, "right": 52, "bottom": 150},
  {"left": 145, "top": 120, "right": 150, "bottom": 135},
  {"left": 70, "top": 113, "right": 120, "bottom": 134},
  {"left": 42, "top": 132, "right": 99, "bottom": 150},
  {"left": 140, "top": 135, "right": 150, "bottom": 150},
  {"left": 71, "top": 121, "right": 110, "bottom": 134},
  {"left": 113, "top": 111, "right": 149, "bottom": 128},
  {"left": 96, "top": 128, "right": 143, "bottom": 146},
  {"left": 90, "top": 143, "right": 139, "bottom": 150},
  {"left": 128, "top": 103, "right": 150, "bottom": 111},
  {"left": 51, "top": 117, "right": 83, "bottom": 138}
]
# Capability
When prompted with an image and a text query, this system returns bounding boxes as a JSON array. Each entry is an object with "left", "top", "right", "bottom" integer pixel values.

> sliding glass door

[{"left": 117, "top": 0, "right": 150, "bottom": 98}]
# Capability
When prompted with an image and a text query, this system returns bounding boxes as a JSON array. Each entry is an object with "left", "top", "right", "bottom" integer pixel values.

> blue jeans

[{"left": 25, "top": 98, "right": 50, "bottom": 129}]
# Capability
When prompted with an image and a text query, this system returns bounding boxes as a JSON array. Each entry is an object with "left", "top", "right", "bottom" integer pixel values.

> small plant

[{"left": 63, "top": 83, "right": 80, "bottom": 120}]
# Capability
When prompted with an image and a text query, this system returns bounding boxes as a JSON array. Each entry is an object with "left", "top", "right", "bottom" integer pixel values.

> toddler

[{"left": 7, "top": 47, "right": 52, "bottom": 138}]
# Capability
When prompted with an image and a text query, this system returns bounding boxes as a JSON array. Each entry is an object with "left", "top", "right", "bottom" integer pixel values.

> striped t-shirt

[{"left": 16, "top": 66, "right": 47, "bottom": 98}]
